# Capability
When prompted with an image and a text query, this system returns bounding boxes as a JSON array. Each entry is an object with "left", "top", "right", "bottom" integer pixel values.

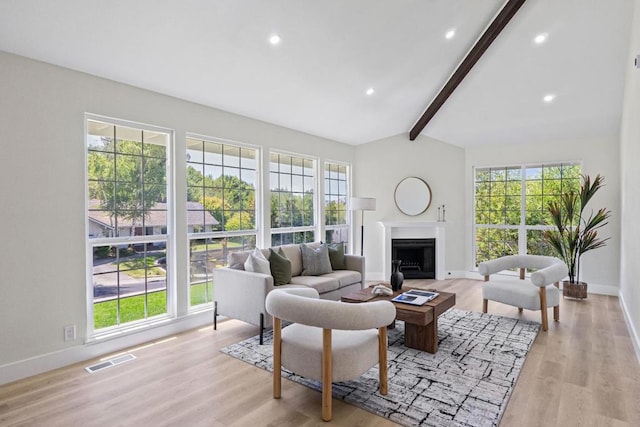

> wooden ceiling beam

[{"left": 409, "top": 0, "right": 527, "bottom": 141}]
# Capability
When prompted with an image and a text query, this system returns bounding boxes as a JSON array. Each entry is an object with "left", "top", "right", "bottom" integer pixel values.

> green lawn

[
  {"left": 189, "top": 240, "right": 242, "bottom": 252},
  {"left": 190, "top": 281, "right": 213, "bottom": 306},
  {"left": 94, "top": 282, "right": 214, "bottom": 329},
  {"left": 116, "top": 255, "right": 166, "bottom": 279}
]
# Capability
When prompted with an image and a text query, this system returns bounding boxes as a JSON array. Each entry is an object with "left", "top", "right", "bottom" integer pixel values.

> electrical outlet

[{"left": 64, "top": 325, "right": 76, "bottom": 342}]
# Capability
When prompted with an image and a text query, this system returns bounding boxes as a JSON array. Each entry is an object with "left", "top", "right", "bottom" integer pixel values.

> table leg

[
  {"left": 403, "top": 320, "right": 438, "bottom": 353},
  {"left": 425, "top": 318, "right": 437, "bottom": 353}
]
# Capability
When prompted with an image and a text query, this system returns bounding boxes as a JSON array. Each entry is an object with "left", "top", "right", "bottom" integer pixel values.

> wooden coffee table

[{"left": 341, "top": 286, "right": 456, "bottom": 353}]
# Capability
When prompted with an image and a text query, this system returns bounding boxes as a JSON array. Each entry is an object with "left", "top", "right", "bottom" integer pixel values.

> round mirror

[{"left": 394, "top": 177, "right": 432, "bottom": 216}]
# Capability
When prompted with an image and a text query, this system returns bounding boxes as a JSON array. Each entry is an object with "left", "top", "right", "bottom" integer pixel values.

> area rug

[{"left": 221, "top": 309, "right": 540, "bottom": 426}]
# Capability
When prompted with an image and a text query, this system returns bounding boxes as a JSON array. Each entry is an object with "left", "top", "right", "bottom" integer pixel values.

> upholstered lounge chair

[
  {"left": 265, "top": 287, "right": 396, "bottom": 421},
  {"left": 478, "top": 255, "right": 568, "bottom": 331}
]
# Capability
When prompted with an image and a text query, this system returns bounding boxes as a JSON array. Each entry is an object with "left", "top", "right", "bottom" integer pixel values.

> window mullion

[{"left": 519, "top": 166, "right": 527, "bottom": 255}]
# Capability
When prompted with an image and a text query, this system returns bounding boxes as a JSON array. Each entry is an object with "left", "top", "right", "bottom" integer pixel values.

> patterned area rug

[{"left": 221, "top": 309, "right": 540, "bottom": 426}]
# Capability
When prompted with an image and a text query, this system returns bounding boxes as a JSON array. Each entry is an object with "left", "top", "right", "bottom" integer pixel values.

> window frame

[
  {"left": 472, "top": 161, "right": 582, "bottom": 268},
  {"left": 85, "top": 114, "right": 175, "bottom": 339},
  {"left": 186, "top": 134, "right": 261, "bottom": 310},
  {"left": 323, "top": 160, "right": 351, "bottom": 250},
  {"left": 269, "top": 150, "right": 318, "bottom": 246}
]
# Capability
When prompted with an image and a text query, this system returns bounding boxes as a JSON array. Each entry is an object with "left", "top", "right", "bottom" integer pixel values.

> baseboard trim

[
  {"left": 618, "top": 291, "right": 640, "bottom": 364},
  {"left": 585, "top": 283, "right": 619, "bottom": 296},
  {"left": 0, "top": 310, "right": 213, "bottom": 386}
]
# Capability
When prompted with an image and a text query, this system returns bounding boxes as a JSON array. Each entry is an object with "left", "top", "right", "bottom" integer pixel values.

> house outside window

[
  {"left": 186, "top": 136, "right": 258, "bottom": 308},
  {"left": 87, "top": 116, "right": 172, "bottom": 333},
  {"left": 270, "top": 152, "right": 316, "bottom": 246},
  {"left": 474, "top": 162, "right": 581, "bottom": 266},
  {"left": 323, "top": 161, "right": 350, "bottom": 249}
]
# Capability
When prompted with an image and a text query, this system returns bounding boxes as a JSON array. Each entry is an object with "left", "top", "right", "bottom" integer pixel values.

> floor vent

[{"left": 85, "top": 353, "right": 136, "bottom": 374}]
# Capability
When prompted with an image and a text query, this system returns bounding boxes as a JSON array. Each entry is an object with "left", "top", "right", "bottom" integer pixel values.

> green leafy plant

[{"left": 544, "top": 174, "right": 611, "bottom": 284}]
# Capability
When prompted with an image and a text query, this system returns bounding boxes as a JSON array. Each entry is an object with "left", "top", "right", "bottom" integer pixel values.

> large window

[
  {"left": 324, "top": 161, "right": 349, "bottom": 247},
  {"left": 87, "top": 117, "right": 171, "bottom": 332},
  {"left": 270, "top": 152, "right": 316, "bottom": 246},
  {"left": 186, "top": 136, "right": 258, "bottom": 308},
  {"left": 474, "top": 163, "right": 581, "bottom": 266}
]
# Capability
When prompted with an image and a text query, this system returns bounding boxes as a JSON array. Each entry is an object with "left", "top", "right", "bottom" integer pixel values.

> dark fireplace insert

[{"left": 391, "top": 238, "right": 436, "bottom": 279}]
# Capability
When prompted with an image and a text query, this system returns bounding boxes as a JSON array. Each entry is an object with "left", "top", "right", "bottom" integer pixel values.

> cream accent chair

[
  {"left": 478, "top": 255, "right": 568, "bottom": 331},
  {"left": 265, "top": 287, "right": 396, "bottom": 422}
]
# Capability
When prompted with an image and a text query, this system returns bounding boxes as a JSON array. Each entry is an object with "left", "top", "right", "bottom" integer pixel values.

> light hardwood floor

[{"left": 1, "top": 279, "right": 639, "bottom": 426}]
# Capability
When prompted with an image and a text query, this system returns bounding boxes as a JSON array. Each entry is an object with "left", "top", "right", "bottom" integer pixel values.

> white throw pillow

[{"left": 244, "top": 248, "right": 270, "bottom": 274}]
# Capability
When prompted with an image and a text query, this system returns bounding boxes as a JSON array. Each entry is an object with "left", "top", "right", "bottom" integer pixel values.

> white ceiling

[{"left": 0, "top": 0, "right": 634, "bottom": 147}]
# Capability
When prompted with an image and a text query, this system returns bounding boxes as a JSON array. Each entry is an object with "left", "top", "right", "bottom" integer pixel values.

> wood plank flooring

[{"left": 1, "top": 279, "right": 639, "bottom": 426}]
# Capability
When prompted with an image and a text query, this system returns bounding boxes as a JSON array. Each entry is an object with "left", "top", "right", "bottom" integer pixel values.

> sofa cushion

[
  {"left": 269, "top": 248, "right": 292, "bottom": 285},
  {"left": 483, "top": 279, "right": 560, "bottom": 311},
  {"left": 244, "top": 248, "right": 270, "bottom": 274},
  {"left": 327, "top": 242, "right": 346, "bottom": 270},
  {"left": 301, "top": 243, "right": 333, "bottom": 276},
  {"left": 290, "top": 275, "right": 340, "bottom": 294},
  {"left": 319, "top": 270, "right": 361, "bottom": 288}
]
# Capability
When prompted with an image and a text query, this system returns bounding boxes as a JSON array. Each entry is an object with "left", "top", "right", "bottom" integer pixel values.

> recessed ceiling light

[
  {"left": 445, "top": 29, "right": 456, "bottom": 39},
  {"left": 543, "top": 94, "right": 555, "bottom": 103},
  {"left": 365, "top": 87, "right": 375, "bottom": 96},
  {"left": 534, "top": 33, "right": 548, "bottom": 44},
  {"left": 269, "top": 34, "right": 281, "bottom": 45}
]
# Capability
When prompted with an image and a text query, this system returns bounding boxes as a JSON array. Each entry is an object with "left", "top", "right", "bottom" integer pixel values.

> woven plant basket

[{"left": 562, "top": 281, "right": 588, "bottom": 299}]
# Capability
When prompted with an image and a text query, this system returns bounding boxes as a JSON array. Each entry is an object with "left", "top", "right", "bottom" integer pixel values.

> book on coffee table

[
  {"left": 404, "top": 289, "right": 439, "bottom": 300},
  {"left": 391, "top": 290, "right": 439, "bottom": 306}
]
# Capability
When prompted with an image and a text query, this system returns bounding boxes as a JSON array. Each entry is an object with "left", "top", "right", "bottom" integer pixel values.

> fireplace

[
  {"left": 379, "top": 221, "right": 445, "bottom": 280},
  {"left": 391, "top": 238, "right": 436, "bottom": 279}
]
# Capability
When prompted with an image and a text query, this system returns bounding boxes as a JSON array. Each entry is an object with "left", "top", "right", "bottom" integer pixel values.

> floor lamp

[{"left": 350, "top": 197, "right": 376, "bottom": 256}]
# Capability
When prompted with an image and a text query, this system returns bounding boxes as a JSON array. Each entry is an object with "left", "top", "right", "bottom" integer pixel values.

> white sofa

[{"left": 213, "top": 242, "right": 365, "bottom": 343}]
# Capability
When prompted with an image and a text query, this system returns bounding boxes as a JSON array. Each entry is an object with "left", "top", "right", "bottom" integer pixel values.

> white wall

[
  {"left": 0, "top": 51, "right": 356, "bottom": 380},
  {"left": 354, "top": 134, "right": 466, "bottom": 280},
  {"left": 465, "top": 136, "right": 621, "bottom": 295},
  {"left": 619, "top": 0, "right": 640, "bottom": 357}
]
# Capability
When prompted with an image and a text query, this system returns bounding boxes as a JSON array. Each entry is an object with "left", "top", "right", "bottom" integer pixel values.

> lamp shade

[{"left": 350, "top": 197, "right": 376, "bottom": 211}]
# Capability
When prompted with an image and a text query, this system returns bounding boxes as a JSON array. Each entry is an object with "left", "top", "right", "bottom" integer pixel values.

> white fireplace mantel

[{"left": 378, "top": 221, "right": 446, "bottom": 280}]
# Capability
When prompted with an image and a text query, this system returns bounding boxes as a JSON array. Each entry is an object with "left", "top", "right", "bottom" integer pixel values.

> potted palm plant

[{"left": 544, "top": 174, "right": 611, "bottom": 299}]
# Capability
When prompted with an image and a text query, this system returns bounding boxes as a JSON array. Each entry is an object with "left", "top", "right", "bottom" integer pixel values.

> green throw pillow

[
  {"left": 327, "top": 242, "right": 347, "bottom": 270},
  {"left": 269, "top": 248, "right": 292, "bottom": 285}
]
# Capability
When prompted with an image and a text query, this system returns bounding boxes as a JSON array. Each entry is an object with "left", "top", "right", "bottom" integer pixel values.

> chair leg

[
  {"left": 213, "top": 301, "right": 217, "bottom": 330},
  {"left": 259, "top": 313, "right": 264, "bottom": 345},
  {"left": 518, "top": 308, "right": 523, "bottom": 313},
  {"left": 553, "top": 282, "right": 560, "bottom": 322},
  {"left": 322, "top": 328, "right": 332, "bottom": 422},
  {"left": 482, "top": 299, "right": 488, "bottom": 313},
  {"left": 539, "top": 287, "right": 548, "bottom": 331},
  {"left": 272, "top": 317, "right": 282, "bottom": 399},
  {"left": 378, "top": 327, "right": 388, "bottom": 395}
]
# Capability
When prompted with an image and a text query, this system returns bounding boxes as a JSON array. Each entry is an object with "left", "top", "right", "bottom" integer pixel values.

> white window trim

[
  {"left": 268, "top": 149, "right": 319, "bottom": 243},
  {"left": 471, "top": 161, "right": 582, "bottom": 270},
  {"left": 85, "top": 113, "right": 175, "bottom": 339},
  {"left": 323, "top": 159, "right": 352, "bottom": 250},
  {"left": 185, "top": 133, "right": 261, "bottom": 310}
]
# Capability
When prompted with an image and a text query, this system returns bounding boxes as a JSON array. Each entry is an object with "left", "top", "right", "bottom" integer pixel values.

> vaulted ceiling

[{"left": 0, "top": 0, "right": 634, "bottom": 147}]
